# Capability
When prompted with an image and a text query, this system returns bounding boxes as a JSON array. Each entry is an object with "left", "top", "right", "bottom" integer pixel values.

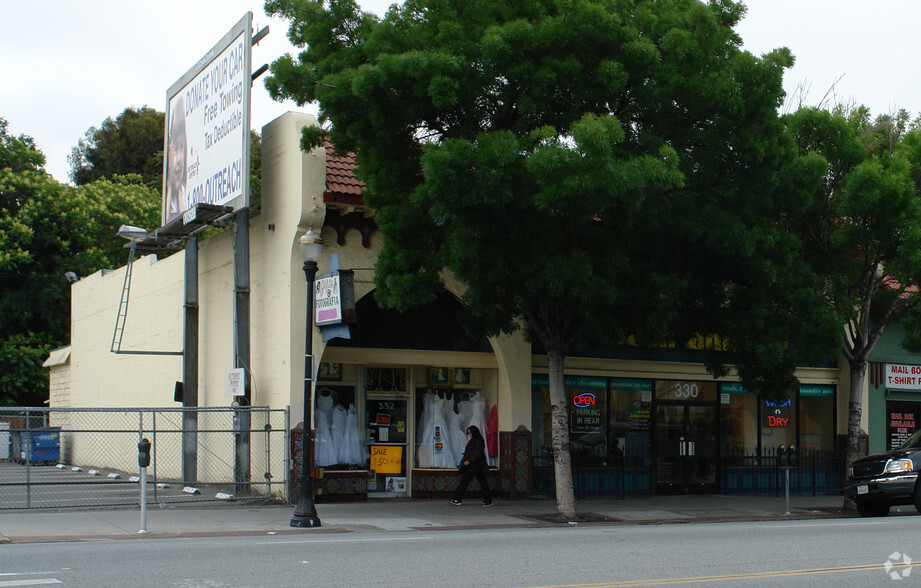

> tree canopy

[
  {"left": 266, "top": 0, "right": 840, "bottom": 515},
  {"left": 68, "top": 106, "right": 165, "bottom": 189},
  {"left": 786, "top": 105, "right": 921, "bottom": 470},
  {"left": 1, "top": 117, "right": 159, "bottom": 406}
]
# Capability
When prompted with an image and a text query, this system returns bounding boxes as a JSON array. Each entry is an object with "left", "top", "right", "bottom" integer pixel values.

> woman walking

[{"left": 450, "top": 425, "right": 493, "bottom": 506}]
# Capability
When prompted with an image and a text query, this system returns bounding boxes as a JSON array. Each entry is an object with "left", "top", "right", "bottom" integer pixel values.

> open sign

[{"left": 573, "top": 393, "right": 597, "bottom": 408}]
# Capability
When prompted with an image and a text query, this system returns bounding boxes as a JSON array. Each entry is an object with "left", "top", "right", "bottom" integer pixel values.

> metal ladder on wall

[{"left": 110, "top": 243, "right": 138, "bottom": 353}]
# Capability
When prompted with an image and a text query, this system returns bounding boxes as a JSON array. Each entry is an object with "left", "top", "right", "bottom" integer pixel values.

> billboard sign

[{"left": 162, "top": 13, "right": 252, "bottom": 227}]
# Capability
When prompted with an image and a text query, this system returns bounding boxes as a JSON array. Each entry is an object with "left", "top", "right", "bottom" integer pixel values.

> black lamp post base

[
  {"left": 290, "top": 513, "right": 322, "bottom": 528},
  {"left": 290, "top": 494, "right": 322, "bottom": 527}
]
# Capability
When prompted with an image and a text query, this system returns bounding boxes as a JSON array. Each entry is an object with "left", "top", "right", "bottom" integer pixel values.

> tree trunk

[
  {"left": 843, "top": 358, "right": 867, "bottom": 511},
  {"left": 547, "top": 347, "right": 576, "bottom": 519}
]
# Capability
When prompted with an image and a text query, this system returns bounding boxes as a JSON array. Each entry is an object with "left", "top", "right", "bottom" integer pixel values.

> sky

[{"left": 2, "top": 1, "right": 920, "bottom": 184}]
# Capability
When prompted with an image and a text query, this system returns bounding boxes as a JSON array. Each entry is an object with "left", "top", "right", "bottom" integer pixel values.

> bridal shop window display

[
  {"left": 314, "top": 385, "right": 363, "bottom": 468},
  {"left": 416, "top": 367, "right": 497, "bottom": 469}
]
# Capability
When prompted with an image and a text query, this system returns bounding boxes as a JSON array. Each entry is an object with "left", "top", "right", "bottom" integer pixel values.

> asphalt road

[{"left": 1, "top": 515, "right": 917, "bottom": 586}]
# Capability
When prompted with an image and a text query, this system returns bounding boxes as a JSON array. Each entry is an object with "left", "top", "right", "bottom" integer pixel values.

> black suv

[{"left": 845, "top": 429, "right": 921, "bottom": 517}]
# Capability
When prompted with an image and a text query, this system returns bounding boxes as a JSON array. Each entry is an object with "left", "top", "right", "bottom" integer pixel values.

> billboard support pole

[
  {"left": 182, "top": 236, "right": 199, "bottom": 484},
  {"left": 233, "top": 209, "right": 252, "bottom": 495}
]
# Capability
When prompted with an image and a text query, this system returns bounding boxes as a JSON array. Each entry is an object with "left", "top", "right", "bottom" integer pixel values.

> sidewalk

[{"left": 0, "top": 494, "right": 859, "bottom": 543}]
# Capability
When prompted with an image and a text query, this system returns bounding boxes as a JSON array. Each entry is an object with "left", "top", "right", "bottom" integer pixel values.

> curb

[{"left": 0, "top": 508, "right": 855, "bottom": 544}]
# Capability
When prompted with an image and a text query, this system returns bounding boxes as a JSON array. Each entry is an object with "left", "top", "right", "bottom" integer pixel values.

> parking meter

[
  {"left": 138, "top": 438, "right": 151, "bottom": 468},
  {"left": 788, "top": 445, "right": 796, "bottom": 466},
  {"left": 778, "top": 444, "right": 787, "bottom": 466}
]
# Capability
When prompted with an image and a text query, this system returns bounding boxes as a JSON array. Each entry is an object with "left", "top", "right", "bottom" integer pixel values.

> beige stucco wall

[
  {"left": 60, "top": 112, "right": 326, "bottom": 484},
  {"left": 66, "top": 112, "right": 324, "bottom": 412}
]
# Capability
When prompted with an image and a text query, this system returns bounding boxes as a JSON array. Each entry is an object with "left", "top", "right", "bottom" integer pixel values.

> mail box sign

[{"left": 886, "top": 364, "right": 921, "bottom": 390}]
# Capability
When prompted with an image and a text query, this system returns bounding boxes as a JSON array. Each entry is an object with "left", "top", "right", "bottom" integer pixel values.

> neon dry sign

[{"left": 763, "top": 398, "right": 791, "bottom": 428}]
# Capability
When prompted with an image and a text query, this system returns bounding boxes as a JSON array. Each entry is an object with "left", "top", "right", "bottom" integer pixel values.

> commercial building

[{"left": 48, "top": 112, "right": 852, "bottom": 501}]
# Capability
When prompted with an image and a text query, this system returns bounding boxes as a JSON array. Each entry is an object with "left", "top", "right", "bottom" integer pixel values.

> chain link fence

[{"left": 0, "top": 406, "right": 289, "bottom": 510}]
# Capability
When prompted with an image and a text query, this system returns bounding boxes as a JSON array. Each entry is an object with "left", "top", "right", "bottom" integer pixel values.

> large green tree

[
  {"left": 68, "top": 106, "right": 165, "bottom": 189},
  {"left": 1, "top": 117, "right": 159, "bottom": 406},
  {"left": 787, "top": 106, "right": 921, "bottom": 479},
  {"left": 266, "top": 0, "right": 833, "bottom": 516}
]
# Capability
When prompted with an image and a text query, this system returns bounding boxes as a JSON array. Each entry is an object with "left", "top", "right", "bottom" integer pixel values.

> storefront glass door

[
  {"left": 655, "top": 403, "right": 718, "bottom": 493},
  {"left": 366, "top": 395, "right": 408, "bottom": 496}
]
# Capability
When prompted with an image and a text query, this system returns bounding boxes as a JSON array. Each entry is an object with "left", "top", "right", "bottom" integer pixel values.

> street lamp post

[{"left": 290, "top": 227, "right": 323, "bottom": 528}]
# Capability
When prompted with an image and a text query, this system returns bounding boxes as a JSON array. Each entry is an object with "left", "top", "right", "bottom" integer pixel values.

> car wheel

[{"left": 856, "top": 500, "right": 890, "bottom": 517}]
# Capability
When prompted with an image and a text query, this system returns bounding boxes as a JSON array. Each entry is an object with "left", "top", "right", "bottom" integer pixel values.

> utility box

[
  {"left": 19, "top": 427, "right": 61, "bottom": 464},
  {"left": 0, "top": 422, "right": 10, "bottom": 460}
]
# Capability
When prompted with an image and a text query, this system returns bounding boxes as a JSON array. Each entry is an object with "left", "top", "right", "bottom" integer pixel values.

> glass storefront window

[
  {"left": 314, "top": 384, "right": 360, "bottom": 470},
  {"left": 800, "top": 387, "right": 835, "bottom": 453},
  {"left": 761, "top": 396, "right": 795, "bottom": 452},
  {"left": 415, "top": 368, "right": 492, "bottom": 469},
  {"left": 533, "top": 376, "right": 652, "bottom": 461},
  {"left": 608, "top": 382, "right": 652, "bottom": 460},
  {"left": 720, "top": 392, "right": 758, "bottom": 458},
  {"left": 567, "top": 378, "right": 607, "bottom": 459}
]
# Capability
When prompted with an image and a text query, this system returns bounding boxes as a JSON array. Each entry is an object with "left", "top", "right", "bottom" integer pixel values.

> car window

[{"left": 898, "top": 429, "right": 921, "bottom": 449}]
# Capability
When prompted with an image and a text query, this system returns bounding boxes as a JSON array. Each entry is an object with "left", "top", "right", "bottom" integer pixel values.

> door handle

[{"left": 688, "top": 441, "right": 695, "bottom": 456}]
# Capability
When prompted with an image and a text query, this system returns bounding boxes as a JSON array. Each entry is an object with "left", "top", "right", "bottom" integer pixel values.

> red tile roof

[{"left": 325, "top": 138, "right": 366, "bottom": 206}]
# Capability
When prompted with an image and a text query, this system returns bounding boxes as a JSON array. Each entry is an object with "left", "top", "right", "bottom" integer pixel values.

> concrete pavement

[{"left": 0, "top": 494, "right": 866, "bottom": 543}]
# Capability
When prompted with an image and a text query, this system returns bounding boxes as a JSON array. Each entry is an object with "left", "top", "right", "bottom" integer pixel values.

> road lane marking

[
  {"left": 527, "top": 561, "right": 921, "bottom": 587},
  {"left": 0, "top": 580, "right": 63, "bottom": 587},
  {"left": 257, "top": 536, "right": 429, "bottom": 545}
]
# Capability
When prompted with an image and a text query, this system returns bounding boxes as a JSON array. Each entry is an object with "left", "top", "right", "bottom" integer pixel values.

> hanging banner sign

[
  {"left": 315, "top": 273, "right": 342, "bottom": 326},
  {"left": 885, "top": 364, "right": 921, "bottom": 390},
  {"left": 315, "top": 270, "right": 356, "bottom": 327}
]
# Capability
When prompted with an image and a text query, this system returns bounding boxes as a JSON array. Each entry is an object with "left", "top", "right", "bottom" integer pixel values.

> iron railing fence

[
  {"left": 721, "top": 447, "right": 846, "bottom": 496},
  {"left": 532, "top": 447, "right": 845, "bottom": 499},
  {"left": 0, "top": 406, "right": 289, "bottom": 510},
  {"left": 533, "top": 448, "right": 653, "bottom": 499}
]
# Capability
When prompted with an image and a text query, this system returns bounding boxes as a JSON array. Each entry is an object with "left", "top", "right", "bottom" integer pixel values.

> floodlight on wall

[
  {"left": 116, "top": 224, "right": 150, "bottom": 242},
  {"left": 64, "top": 271, "right": 79, "bottom": 284}
]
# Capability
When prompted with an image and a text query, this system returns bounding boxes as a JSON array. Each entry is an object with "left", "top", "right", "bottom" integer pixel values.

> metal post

[
  {"left": 784, "top": 467, "right": 790, "bottom": 515},
  {"left": 138, "top": 414, "right": 149, "bottom": 534},
  {"left": 24, "top": 409, "right": 30, "bottom": 509},
  {"left": 290, "top": 259, "right": 321, "bottom": 528},
  {"left": 140, "top": 464, "right": 148, "bottom": 533},
  {"left": 182, "top": 236, "right": 199, "bottom": 484},
  {"left": 233, "top": 209, "right": 252, "bottom": 495}
]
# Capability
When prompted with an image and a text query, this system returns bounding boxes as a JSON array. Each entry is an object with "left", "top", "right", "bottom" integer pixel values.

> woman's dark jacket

[{"left": 458, "top": 437, "right": 488, "bottom": 474}]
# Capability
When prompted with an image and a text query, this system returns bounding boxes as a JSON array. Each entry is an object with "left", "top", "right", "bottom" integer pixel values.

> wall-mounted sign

[
  {"left": 885, "top": 364, "right": 921, "bottom": 390},
  {"left": 225, "top": 367, "right": 245, "bottom": 396}
]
